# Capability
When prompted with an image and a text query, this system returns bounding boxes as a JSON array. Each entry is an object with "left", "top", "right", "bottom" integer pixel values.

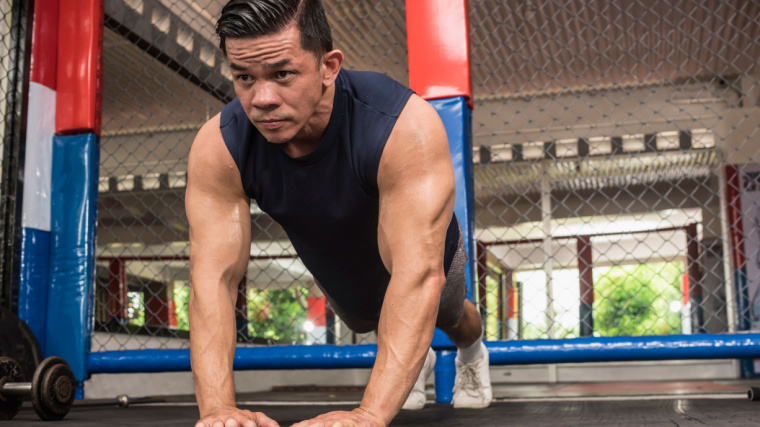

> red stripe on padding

[
  {"left": 405, "top": 0, "right": 472, "bottom": 107},
  {"left": 30, "top": 0, "right": 59, "bottom": 89},
  {"left": 56, "top": 0, "right": 104, "bottom": 135}
]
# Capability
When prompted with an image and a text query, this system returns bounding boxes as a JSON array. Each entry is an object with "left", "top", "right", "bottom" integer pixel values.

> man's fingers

[{"left": 252, "top": 411, "right": 281, "bottom": 427}]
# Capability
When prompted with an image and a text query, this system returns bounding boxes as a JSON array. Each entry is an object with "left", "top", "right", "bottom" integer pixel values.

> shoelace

[{"left": 453, "top": 362, "right": 484, "bottom": 398}]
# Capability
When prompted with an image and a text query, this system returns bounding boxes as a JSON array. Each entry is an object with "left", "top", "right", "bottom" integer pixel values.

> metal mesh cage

[
  {"left": 470, "top": 0, "right": 760, "bottom": 340},
  {"left": 93, "top": 0, "right": 760, "bottom": 353},
  {"left": 1, "top": 0, "right": 27, "bottom": 309},
  {"left": 94, "top": 0, "right": 407, "bottom": 352}
]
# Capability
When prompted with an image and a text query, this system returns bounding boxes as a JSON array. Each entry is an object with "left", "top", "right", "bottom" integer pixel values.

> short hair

[{"left": 216, "top": 0, "right": 333, "bottom": 59}]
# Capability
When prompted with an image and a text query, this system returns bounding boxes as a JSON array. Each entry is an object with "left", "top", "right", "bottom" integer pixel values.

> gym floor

[{"left": 9, "top": 380, "right": 760, "bottom": 426}]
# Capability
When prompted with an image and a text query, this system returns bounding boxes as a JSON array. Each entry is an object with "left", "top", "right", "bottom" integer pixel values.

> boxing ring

[{"left": 7, "top": 0, "right": 760, "bottom": 424}]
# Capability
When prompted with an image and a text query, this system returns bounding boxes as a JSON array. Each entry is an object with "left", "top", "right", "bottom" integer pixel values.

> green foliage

[
  {"left": 593, "top": 262, "right": 682, "bottom": 336},
  {"left": 485, "top": 274, "right": 500, "bottom": 340},
  {"left": 127, "top": 291, "right": 145, "bottom": 326},
  {"left": 172, "top": 283, "right": 309, "bottom": 342},
  {"left": 174, "top": 284, "right": 190, "bottom": 331},
  {"left": 247, "top": 287, "right": 309, "bottom": 342}
]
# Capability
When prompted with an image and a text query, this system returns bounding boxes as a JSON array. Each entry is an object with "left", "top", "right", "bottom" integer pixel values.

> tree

[{"left": 593, "top": 262, "right": 682, "bottom": 336}]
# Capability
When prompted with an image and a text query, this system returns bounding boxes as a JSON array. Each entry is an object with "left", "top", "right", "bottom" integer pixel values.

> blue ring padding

[
  {"left": 47, "top": 134, "right": 99, "bottom": 382},
  {"left": 486, "top": 333, "right": 760, "bottom": 364},
  {"left": 429, "top": 96, "right": 474, "bottom": 350},
  {"left": 88, "top": 333, "right": 760, "bottom": 374},
  {"left": 18, "top": 227, "right": 51, "bottom": 354},
  {"left": 88, "top": 345, "right": 379, "bottom": 374}
]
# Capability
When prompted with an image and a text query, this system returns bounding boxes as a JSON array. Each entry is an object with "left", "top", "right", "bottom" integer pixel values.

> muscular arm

[
  {"left": 186, "top": 115, "right": 251, "bottom": 417},
  {"left": 362, "top": 94, "right": 456, "bottom": 424}
]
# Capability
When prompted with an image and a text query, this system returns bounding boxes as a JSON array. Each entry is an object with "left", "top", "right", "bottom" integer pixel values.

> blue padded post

[
  {"left": 47, "top": 133, "right": 99, "bottom": 384},
  {"left": 434, "top": 350, "right": 457, "bottom": 404},
  {"left": 428, "top": 96, "right": 474, "bottom": 401},
  {"left": 18, "top": 228, "right": 51, "bottom": 353}
]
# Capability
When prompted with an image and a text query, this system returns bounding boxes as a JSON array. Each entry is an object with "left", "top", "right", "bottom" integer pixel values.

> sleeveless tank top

[{"left": 220, "top": 69, "right": 461, "bottom": 322}]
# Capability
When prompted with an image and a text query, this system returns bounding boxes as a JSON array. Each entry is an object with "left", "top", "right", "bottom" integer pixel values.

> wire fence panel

[
  {"left": 470, "top": 0, "right": 760, "bottom": 342},
  {"left": 0, "top": 0, "right": 26, "bottom": 310},
  {"left": 94, "top": 0, "right": 407, "bottom": 352}
]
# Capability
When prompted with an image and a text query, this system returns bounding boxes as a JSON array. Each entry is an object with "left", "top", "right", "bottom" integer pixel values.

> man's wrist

[
  {"left": 357, "top": 404, "right": 390, "bottom": 426},
  {"left": 199, "top": 400, "right": 237, "bottom": 418}
]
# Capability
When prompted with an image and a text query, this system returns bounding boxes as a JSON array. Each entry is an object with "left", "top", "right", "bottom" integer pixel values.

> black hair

[{"left": 216, "top": 0, "right": 333, "bottom": 59}]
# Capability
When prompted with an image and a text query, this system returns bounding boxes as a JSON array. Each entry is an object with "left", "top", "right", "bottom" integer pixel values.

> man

[{"left": 186, "top": 1, "right": 491, "bottom": 426}]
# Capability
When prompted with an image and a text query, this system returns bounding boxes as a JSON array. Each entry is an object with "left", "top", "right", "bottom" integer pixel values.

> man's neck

[{"left": 280, "top": 83, "right": 337, "bottom": 158}]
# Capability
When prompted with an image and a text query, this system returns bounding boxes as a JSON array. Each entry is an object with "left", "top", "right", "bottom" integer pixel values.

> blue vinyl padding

[
  {"left": 89, "top": 345, "right": 379, "bottom": 373},
  {"left": 428, "top": 96, "right": 475, "bottom": 350},
  {"left": 486, "top": 333, "right": 760, "bottom": 364},
  {"left": 47, "top": 133, "right": 99, "bottom": 382},
  {"left": 434, "top": 350, "right": 456, "bottom": 403},
  {"left": 18, "top": 227, "right": 51, "bottom": 354},
  {"left": 429, "top": 96, "right": 475, "bottom": 302},
  {"left": 88, "top": 333, "right": 760, "bottom": 374}
]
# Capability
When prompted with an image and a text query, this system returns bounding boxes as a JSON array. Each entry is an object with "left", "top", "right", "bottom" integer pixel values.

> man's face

[{"left": 226, "top": 25, "right": 326, "bottom": 144}]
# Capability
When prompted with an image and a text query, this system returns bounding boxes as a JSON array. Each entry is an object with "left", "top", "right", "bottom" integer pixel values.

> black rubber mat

[{"left": 9, "top": 398, "right": 760, "bottom": 426}]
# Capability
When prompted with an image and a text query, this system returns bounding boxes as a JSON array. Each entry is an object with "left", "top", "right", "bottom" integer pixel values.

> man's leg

[
  {"left": 440, "top": 298, "right": 482, "bottom": 348},
  {"left": 439, "top": 299, "right": 492, "bottom": 409}
]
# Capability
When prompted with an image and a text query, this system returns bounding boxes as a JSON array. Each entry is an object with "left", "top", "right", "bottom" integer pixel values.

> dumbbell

[{"left": 0, "top": 356, "right": 76, "bottom": 421}]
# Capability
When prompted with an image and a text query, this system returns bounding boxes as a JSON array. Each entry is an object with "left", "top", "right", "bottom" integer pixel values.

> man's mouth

[{"left": 258, "top": 119, "right": 286, "bottom": 130}]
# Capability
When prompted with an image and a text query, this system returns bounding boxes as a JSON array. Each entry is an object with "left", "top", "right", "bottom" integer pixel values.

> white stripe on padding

[{"left": 22, "top": 82, "right": 55, "bottom": 231}]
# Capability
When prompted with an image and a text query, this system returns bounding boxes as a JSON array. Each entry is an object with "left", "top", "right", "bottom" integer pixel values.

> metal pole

[
  {"left": 719, "top": 162, "right": 738, "bottom": 333},
  {"left": 542, "top": 164, "right": 555, "bottom": 338}
]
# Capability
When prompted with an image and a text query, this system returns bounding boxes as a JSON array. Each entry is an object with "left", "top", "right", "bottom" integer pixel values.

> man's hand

[
  {"left": 195, "top": 405, "right": 281, "bottom": 427},
  {"left": 290, "top": 408, "right": 386, "bottom": 427}
]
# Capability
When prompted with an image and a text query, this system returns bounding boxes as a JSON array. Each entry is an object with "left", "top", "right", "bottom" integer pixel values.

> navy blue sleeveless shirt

[{"left": 220, "top": 69, "right": 460, "bottom": 322}]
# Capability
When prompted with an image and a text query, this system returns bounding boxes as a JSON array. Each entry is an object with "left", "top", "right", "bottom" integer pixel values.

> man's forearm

[
  {"left": 360, "top": 273, "right": 444, "bottom": 425},
  {"left": 189, "top": 283, "right": 238, "bottom": 416}
]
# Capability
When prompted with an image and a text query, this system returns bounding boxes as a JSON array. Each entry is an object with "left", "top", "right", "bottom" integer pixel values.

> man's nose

[{"left": 251, "top": 82, "right": 281, "bottom": 110}]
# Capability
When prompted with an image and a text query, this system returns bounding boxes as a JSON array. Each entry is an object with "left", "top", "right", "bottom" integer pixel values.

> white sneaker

[
  {"left": 452, "top": 343, "right": 492, "bottom": 408},
  {"left": 402, "top": 348, "right": 436, "bottom": 410}
]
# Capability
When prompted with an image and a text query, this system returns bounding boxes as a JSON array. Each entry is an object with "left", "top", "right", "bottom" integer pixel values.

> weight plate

[
  {"left": 0, "top": 306, "right": 43, "bottom": 381},
  {"left": 31, "top": 357, "right": 75, "bottom": 421},
  {"left": 0, "top": 357, "right": 24, "bottom": 420}
]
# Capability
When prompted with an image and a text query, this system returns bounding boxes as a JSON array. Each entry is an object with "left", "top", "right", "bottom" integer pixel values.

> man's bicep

[
  {"left": 186, "top": 183, "right": 251, "bottom": 275},
  {"left": 186, "top": 119, "right": 251, "bottom": 289}
]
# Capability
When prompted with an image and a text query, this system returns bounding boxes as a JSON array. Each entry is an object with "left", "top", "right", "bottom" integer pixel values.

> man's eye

[
  {"left": 276, "top": 71, "right": 292, "bottom": 79},
  {"left": 237, "top": 75, "right": 251, "bottom": 82}
]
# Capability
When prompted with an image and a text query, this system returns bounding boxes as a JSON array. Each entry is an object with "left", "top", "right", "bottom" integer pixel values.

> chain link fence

[
  {"left": 0, "top": 0, "right": 26, "bottom": 310},
  {"left": 94, "top": 0, "right": 407, "bottom": 352},
  {"left": 94, "top": 0, "right": 760, "bottom": 357},
  {"left": 470, "top": 0, "right": 760, "bottom": 342}
]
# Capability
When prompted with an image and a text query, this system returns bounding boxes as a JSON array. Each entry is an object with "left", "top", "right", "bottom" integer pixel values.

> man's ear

[{"left": 321, "top": 49, "right": 344, "bottom": 87}]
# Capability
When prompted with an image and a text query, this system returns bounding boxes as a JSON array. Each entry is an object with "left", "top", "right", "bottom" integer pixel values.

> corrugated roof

[
  {"left": 469, "top": 0, "right": 760, "bottom": 98},
  {"left": 475, "top": 149, "right": 718, "bottom": 198}
]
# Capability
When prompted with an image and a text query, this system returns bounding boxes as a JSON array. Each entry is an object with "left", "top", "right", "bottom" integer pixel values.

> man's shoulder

[
  {"left": 220, "top": 97, "right": 245, "bottom": 129},
  {"left": 189, "top": 114, "right": 235, "bottom": 177},
  {"left": 340, "top": 69, "right": 414, "bottom": 117}
]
